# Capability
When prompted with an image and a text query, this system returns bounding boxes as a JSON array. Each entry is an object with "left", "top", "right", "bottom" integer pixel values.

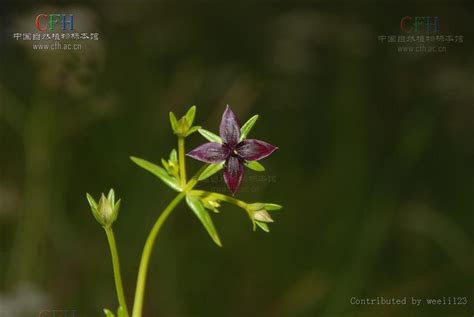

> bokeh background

[{"left": 1, "top": 1, "right": 473, "bottom": 317}]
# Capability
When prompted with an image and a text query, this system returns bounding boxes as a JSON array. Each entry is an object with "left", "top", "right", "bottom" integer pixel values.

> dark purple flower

[{"left": 187, "top": 106, "right": 278, "bottom": 194}]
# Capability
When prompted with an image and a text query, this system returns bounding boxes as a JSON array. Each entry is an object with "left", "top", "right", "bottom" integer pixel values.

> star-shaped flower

[{"left": 187, "top": 106, "right": 278, "bottom": 194}]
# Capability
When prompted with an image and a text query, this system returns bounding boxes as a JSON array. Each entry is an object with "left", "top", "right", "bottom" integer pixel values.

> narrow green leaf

[
  {"left": 169, "top": 149, "right": 178, "bottom": 162},
  {"left": 185, "top": 125, "right": 202, "bottom": 136},
  {"left": 86, "top": 193, "right": 98, "bottom": 210},
  {"left": 186, "top": 195, "right": 222, "bottom": 247},
  {"left": 265, "top": 203, "right": 282, "bottom": 210},
  {"left": 240, "top": 114, "right": 259, "bottom": 140},
  {"left": 161, "top": 158, "right": 169, "bottom": 170},
  {"left": 112, "top": 199, "right": 121, "bottom": 223},
  {"left": 199, "top": 161, "right": 225, "bottom": 180},
  {"left": 185, "top": 105, "right": 196, "bottom": 126},
  {"left": 107, "top": 188, "right": 115, "bottom": 206},
  {"left": 198, "top": 129, "right": 222, "bottom": 143},
  {"left": 256, "top": 221, "right": 270, "bottom": 232},
  {"left": 116, "top": 306, "right": 124, "bottom": 317},
  {"left": 244, "top": 160, "right": 265, "bottom": 172},
  {"left": 169, "top": 112, "right": 178, "bottom": 132},
  {"left": 130, "top": 156, "right": 182, "bottom": 192},
  {"left": 103, "top": 309, "right": 115, "bottom": 317},
  {"left": 86, "top": 193, "right": 104, "bottom": 225}
]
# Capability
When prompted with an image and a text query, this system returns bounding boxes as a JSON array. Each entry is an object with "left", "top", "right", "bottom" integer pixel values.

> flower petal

[
  {"left": 187, "top": 142, "right": 229, "bottom": 163},
  {"left": 236, "top": 139, "right": 278, "bottom": 161},
  {"left": 224, "top": 156, "right": 244, "bottom": 194},
  {"left": 219, "top": 105, "right": 241, "bottom": 146}
]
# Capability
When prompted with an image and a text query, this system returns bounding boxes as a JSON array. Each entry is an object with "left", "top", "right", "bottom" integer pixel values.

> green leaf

[
  {"left": 186, "top": 195, "right": 222, "bottom": 247},
  {"left": 185, "top": 125, "right": 201, "bottom": 137},
  {"left": 185, "top": 105, "right": 196, "bottom": 126},
  {"left": 112, "top": 199, "right": 121, "bottom": 224},
  {"left": 199, "top": 161, "right": 225, "bottom": 180},
  {"left": 86, "top": 193, "right": 98, "bottom": 210},
  {"left": 240, "top": 114, "right": 259, "bottom": 140},
  {"left": 116, "top": 306, "right": 124, "bottom": 317},
  {"left": 169, "top": 149, "right": 178, "bottom": 162},
  {"left": 86, "top": 193, "right": 104, "bottom": 225},
  {"left": 130, "top": 156, "right": 181, "bottom": 192},
  {"left": 255, "top": 221, "right": 270, "bottom": 232},
  {"left": 169, "top": 112, "right": 178, "bottom": 132},
  {"left": 198, "top": 129, "right": 222, "bottom": 143},
  {"left": 103, "top": 309, "right": 115, "bottom": 317},
  {"left": 107, "top": 188, "right": 115, "bottom": 207},
  {"left": 247, "top": 203, "right": 266, "bottom": 211},
  {"left": 244, "top": 160, "right": 265, "bottom": 172},
  {"left": 161, "top": 158, "right": 169, "bottom": 170},
  {"left": 265, "top": 203, "right": 282, "bottom": 210}
]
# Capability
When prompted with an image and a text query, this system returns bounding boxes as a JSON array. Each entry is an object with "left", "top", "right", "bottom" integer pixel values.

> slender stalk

[
  {"left": 190, "top": 190, "right": 248, "bottom": 209},
  {"left": 178, "top": 137, "right": 187, "bottom": 188},
  {"left": 105, "top": 227, "right": 130, "bottom": 317},
  {"left": 132, "top": 165, "right": 207, "bottom": 317}
]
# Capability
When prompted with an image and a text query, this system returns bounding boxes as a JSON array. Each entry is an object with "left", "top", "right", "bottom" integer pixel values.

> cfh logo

[
  {"left": 400, "top": 16, "right": 440, "bottom": 33},
  {"left": 35, "top": 14, "right": 74, "bottom": 32}
]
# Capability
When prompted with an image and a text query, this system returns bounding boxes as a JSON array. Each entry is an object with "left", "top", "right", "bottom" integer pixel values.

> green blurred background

[{"left": 1, "top": 1, "right": 473, "bottom": 317}]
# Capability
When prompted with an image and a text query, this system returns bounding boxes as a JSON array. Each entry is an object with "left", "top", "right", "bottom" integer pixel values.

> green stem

[
  {"left": 190, "top": 190, "right": 248, "bottom": 209},
  {"left": 105, "top": 227, "right": 129, "bottom": 317},
  {"left": 132, "top": 165, "right": 207, "bottom": 317},
  {"left": 178, "top": 137, "right": 187, "bottom": 188}
]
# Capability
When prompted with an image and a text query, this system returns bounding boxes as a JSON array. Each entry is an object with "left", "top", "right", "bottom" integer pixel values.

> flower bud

[
  {"left": 169, "top": 106, "right": 201, "bottom": 137},
  {"left": 202, "top": 198, "right": 221, "bottom": 213},
  {"left": 246, "top": 202, "right": 282, "bottom": 232},
  {"left": 161, "top": 149, "right": 179, "bottom": 178},
  {"left": 98, "top": 194, "right": 114, "bottom": 224},
  {"left": 246, "top": 203, "right": 274, "bottom": 223},
  {"left": 175, "top": 117, "right": 191, "bottom": 136},
  {"left": 86, "top": 189, "right": 121, "bottom": 228},
  {"left": 252, "top": 209, "right": 273, "bottom": 223}
]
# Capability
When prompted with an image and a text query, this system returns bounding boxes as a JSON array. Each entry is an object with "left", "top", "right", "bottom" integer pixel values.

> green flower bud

[
  {"left": 202, "top": 198, "right": 221, "bottom": 213},
  {"left": 175, "top": 117, "right": 190, "bottom": 136},
  {"left": 246, "top": 202, "right": 282, "bottom": 232},
  {"left": 169, "top": 106, "right": 201, "bottom": 137},
  {"left": 247, "top": 203, "right": 273, "bottom": 223},
  {"left": 86, "top": 189, "right": 121, "bottom": 228},
  {"left": 161, "top": 149, "right": 180, "bottom": 178},
  {"left": 251, "top": 209, "right": 274, "bottom": 223},
  {"left": 98, "top": 194, "right": 114, "bottom": 224}
]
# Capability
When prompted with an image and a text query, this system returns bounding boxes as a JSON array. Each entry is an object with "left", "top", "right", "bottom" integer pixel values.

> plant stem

[
  {"left": 178, "top": 137, "right": 187, "bottom": 188},
  {"left": 131, "top": 165, "right": 207, "bottom": 317},
  {"left": 190, "top": 190, "right": 248, "bottom": 209},
  {"left": 105, "top": 227, "right": 130, "bottom": 317}
]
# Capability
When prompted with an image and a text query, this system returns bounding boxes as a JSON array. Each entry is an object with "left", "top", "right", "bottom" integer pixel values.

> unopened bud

[
  {"left": 98, "top": 193, "right": 114, "bottom": 224},
  {"left": 86, "top": 189, "right": 121, "bottom": 228}
]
